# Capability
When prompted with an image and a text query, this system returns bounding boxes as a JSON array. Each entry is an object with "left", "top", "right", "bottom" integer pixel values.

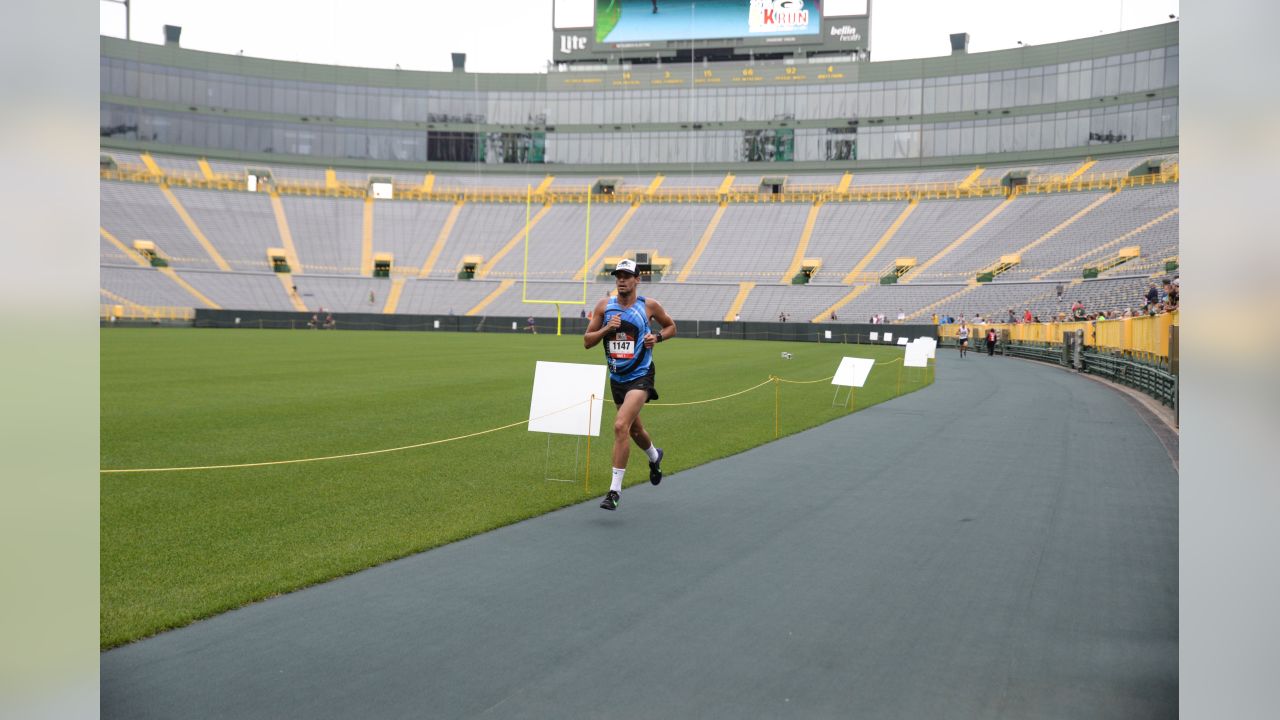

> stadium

[{"left": 100, "top": 2, "right": 1180, "bottom": 717}]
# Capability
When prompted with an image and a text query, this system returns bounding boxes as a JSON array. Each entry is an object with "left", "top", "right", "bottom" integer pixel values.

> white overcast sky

[{"left": 99, "top": 0, "right": 1179, "bottom": 74}]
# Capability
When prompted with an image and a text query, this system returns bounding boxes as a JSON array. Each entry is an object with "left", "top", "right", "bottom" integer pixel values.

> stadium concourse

[{"left": 101, "top": 347, "right": 1177, "bottom": 719}]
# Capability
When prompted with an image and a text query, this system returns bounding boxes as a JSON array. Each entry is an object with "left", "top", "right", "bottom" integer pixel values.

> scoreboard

[{"left": 553, "top": 0, "right": 870, "bottom": 64}]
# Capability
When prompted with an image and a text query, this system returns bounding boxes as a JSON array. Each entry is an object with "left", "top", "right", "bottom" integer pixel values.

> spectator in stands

[
  {"left": 734, "top": 313, "right": 741, "bottom": 322},
  {"left": 931, "top": 313, "right": 939, "bottom": 325},
  {"left": 584, "top": 258, "right": 675, "bottom": 512},
  {"left": 896, "top": 309, "right": 906, "bottom": 322},
  {"left": 1056, "top": 283, "right": 1064, "bottom": 298},
  {"left": 829, "top": 310, "right": 837, "bottom": 321},
  {"left": 1165, "top": 279, "right": 1179, "bottom": 309},
  {"left": 1144, "top": 282, "right": 1160, "bottom": 311},
  {"left": 985, "top": 327, "right": 997, "bottom": 356},
  {"left": 580, "top": 308, "right": 587, "bottom": 318},
  {"left": 1008, "top": 308, "right": 1017, "bottom": 324},
  {"left": 1072, "top": 300, "right": 1085, "bottom": 319},
  {"left": 1023, "top": 308, "right": 1033, "bottom": 323}
]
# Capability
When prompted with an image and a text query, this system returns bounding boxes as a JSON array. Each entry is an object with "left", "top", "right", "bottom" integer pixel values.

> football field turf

[{"left": 101, "top": 327, "right": 930, "bottom": 647}]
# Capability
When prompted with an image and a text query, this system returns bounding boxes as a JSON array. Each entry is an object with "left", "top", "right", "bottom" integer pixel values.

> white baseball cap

[{"left": 612, "top": 259, "right": 638, "bottom": 276}]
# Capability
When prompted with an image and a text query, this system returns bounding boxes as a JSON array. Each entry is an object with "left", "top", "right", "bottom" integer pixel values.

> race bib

[{"left": 607, "top": 333, "right": 636, "bottom": 359}]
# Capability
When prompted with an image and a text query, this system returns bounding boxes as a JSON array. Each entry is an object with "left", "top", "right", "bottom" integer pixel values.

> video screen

[{"left": 596, "top": 0, "right": 823, "bottom": 44}]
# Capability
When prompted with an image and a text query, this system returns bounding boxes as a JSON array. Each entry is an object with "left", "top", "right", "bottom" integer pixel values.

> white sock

[
  {"left": 644, "top": 445, "right": 660, "bottom": 463},
  {"left": 611, "top": 468, "right": 625, "bottom": 493}
]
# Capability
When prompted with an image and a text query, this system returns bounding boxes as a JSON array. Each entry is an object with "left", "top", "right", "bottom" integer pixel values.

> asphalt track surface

[{"left": 102, "top": 352, "right": 1178, "bottom": 719}]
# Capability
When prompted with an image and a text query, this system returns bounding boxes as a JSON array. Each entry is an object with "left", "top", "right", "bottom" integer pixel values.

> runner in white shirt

[{"left": 956, "top": 322, "right": 970, "bottom": 358}]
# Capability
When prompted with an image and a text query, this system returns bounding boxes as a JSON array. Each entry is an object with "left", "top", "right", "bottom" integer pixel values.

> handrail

[
  {"left": 103, "top": 162, "right": 1178, "bottom": 205},
  {"left": 937, "top": 311, "right": 1178, "bottom": 360}
]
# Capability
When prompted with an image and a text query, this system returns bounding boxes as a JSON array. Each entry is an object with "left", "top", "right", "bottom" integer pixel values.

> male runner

[
  {"left": 583, "top": 259, "right": 677, "bottom": 511},
  {"left": 957, "top": 321, "right": 969, "bottom": 358}
]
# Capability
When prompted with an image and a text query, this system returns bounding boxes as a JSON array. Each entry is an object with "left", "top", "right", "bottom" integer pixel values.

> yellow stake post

[
  {"left": 773, "top": 376, "right": 780, "bottom": 439},
  {"left": 584, "top": 394, "right": 593, "bottom": 494}
]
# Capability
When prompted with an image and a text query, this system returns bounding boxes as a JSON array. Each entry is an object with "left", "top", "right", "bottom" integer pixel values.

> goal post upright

[{"left": 522, "top": 183, "right": 590, "bottom": 336}]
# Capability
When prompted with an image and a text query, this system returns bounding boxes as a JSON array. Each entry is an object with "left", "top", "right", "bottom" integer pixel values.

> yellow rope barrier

[
  {"left": 776, "top": 374, "right": 836, "bottom": 385},
  {"left": 104, "top": 365, "right": 925, "bottom": 476},
  {"left": 646, "top": 377, "right": 776, "bottom": 407},
  {"left": 102, "top": 399, "right": 592, "bottom": 475}
]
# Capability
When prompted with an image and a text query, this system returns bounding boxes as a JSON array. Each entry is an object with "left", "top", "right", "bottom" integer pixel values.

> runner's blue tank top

[{"left": 601, "top": 296, "right": 653, "bottom": 383}]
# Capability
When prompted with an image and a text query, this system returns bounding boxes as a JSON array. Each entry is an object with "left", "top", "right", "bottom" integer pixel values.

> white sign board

[
  {"left": 869, "top": 332, "right": 879, "bottom": 341},
  {"left": 916, "top": 336, "right": 937, "bottom": 359},
  {"left": 528, "top": 361, "right": 607, "bottom": 436},
  {"left": 832, "top": 357, "right": 874, "bottom": 388},
  {"left": 904, "top": 341, "right": 930, "bottom": 368},
  {"left": 897, "top": 337, "right": 909, "bottom": 345},
  {"left": 884, "top": 332, "right": 893, "bottom": 342},
  {"left": 824, "top": 330, "right": 832, "bottom": 340}
]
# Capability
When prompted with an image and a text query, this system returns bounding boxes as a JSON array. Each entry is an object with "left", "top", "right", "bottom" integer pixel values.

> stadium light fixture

[{"left": 103, "top": 0, "right": 130, "bottom": 40}]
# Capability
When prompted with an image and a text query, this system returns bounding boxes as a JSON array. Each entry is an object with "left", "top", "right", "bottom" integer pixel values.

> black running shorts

[{"left": 611, "top": 365, "right": 659, "bottom": 406}]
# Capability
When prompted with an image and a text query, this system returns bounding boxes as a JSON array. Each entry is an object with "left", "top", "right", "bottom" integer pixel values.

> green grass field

[{"left": 101, "top": 328, "right": 931, "bottom": 648}]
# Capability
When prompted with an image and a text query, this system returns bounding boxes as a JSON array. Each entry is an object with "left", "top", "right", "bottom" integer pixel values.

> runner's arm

[
  {"left": 644, "top": 299, "right": 676, "bottom": 347},
  {"left": 583, "top": 299, "right": 617, "bottom": 348}
]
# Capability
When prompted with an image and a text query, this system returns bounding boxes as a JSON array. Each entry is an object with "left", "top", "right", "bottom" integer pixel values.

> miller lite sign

[
  {"left": 749, "top": 0, "right": 811, "bottom": 34},
  {"left": 559, "top": 34, "right": 588, "bottom": 54}
]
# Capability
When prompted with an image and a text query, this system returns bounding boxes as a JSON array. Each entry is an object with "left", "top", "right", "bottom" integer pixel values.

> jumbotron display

[
  {"left": 553, "top": 0, "right": 870, "bottom": 62},
  {"left": 596, "top": 0, "right": 823, "bottom": 44}
]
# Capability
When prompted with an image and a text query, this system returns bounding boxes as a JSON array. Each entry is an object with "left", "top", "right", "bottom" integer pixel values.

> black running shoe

[
  {"left": 600, "top": 490, "right": 620, "bottom": 511},
  {"left": 649, "top": 447, "right": 664, "bottom": 485}
]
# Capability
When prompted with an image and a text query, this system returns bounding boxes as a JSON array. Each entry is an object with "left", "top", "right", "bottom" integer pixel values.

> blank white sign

[
  {"left": 832, "top": 357, "right": 874, "bottom": 388},
  {"left": 528, "top": 361, "right": 607, "bottom": 436},
  {"left": 916, "top": 337, "right": 937, "bottom": 359},
  {"left": 904, "top": 341, "right": 930, "bottom": 368},
  {"left": 824, "top": 330, "right": 832, "bottom": 339},
  {"left": 884, "top": 332, "right": 894, "bottom": 342},
  {"left": 825, "top": 0, "right": 870, "bottom": 16},
  {"left": 553, "top": 0, "right": 593, "bottom": 28},
  {"left": 869, "top": 332, "right": 879, "bottom": 341},
  {"left": 897, "top": 337, "right": 909, "bottom": 345}
]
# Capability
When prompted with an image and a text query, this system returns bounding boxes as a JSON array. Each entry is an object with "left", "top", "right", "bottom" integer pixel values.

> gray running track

[{"left": 102, "top": 352, "right": 1177, "bottom": 719}]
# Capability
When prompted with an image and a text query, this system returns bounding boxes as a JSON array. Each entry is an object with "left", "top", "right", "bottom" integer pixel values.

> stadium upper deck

[{"left": 100, "top": 23, "right": 1176, "bottom": 173}]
